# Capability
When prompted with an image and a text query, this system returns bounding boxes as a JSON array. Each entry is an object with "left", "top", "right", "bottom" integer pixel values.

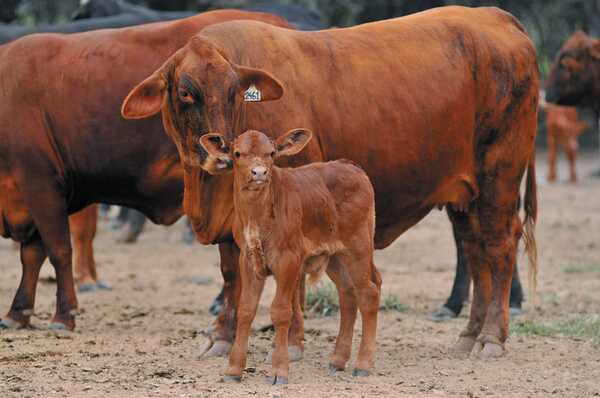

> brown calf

[
  {"left": 198, "top": 129, "right": 381, "bottom": 384},
  {"left": 545, "top": 105, "right": 587, "bottom": 183}
]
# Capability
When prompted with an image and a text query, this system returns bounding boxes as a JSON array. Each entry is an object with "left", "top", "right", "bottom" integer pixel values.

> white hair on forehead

[{"left": 80, "top": 0, "right": 90, "bottom": 5}]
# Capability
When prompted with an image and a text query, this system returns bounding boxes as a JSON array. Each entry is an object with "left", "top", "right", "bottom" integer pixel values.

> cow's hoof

[
  {"left": 452, "top": 335, "right": 476, "bottom": 354},
  {"left": 509, "top": 307, "right": 523, "bottom": 317},
  {"left": 0, "top": 317, "right": 24, "bottom": 330},
  {"left": 47, "top": 322, "right": 68, "bottom": 331},
  {"left": 198, "top": 338, "right": 231, "bottom": 358},
  {"left": 352, "top": 369, "right": 370, "bottom": 377},
  {"left": 268, "top": 376, "right": 288, "bottom": 385},
  {"left": 328, "top": 363, "right": 344, "bottom": 374},
  {"left": 471, "top": 341, "right": 504, "bottom": 359},
  {"left": 96, "top": 281, "right": 112, "bottom": 290},
  {"left": 429, "top": 306, "right": 458, "bottom": 322},
  {"left": 265, "top": 345, "right": 303, "bottom": 364},
  {"left": 78, "top": 283, "right": 98, "bottom": 293},
  {"left": 222, "top": 375, "right": 242, "bottom": 383}
]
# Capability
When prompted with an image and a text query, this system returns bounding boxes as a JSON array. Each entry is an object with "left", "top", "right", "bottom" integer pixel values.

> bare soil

[{"left": 1, "top": 153, "right": 600, "bottom": 397}]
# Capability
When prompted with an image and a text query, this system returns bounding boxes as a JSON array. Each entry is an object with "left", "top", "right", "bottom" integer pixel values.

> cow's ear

[
  {"left": 274, "top": 128, "right": 312, "bottom": 158},
  {"left": 590, "top": 40, "right": 600, "bottom": 60},
  {"left": 122, "top": 73, "right": 166, "bottom": 119},
  {"left": 235, "top": 65, "right": 284, "bottom": 102},
  {"left": 198, "top": 134, "right": 233, "bottom": 175}
]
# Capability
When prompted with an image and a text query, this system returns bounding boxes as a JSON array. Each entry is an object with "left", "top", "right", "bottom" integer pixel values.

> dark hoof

[
  {"left": 509, "top": 307, "right": 524, "bottom": 317},
  {"left": 222, "top": 375, "right": 242, "bottom": 383},
  {"left": 78, "top": 283, "right": 98, "bottom": 293},
  {"left": 47, "top": 322, "right": 68, "bottom": 330},
  {"left": 96, "top": 281, "right": 112, "bottom": 290},
  {"left": 429, "top": 306, "right": 458, "bottom": 322},
  {"left": 328, "top": 363, "right": 344, "bottom": 374},
  {"left": 0, "top": 317, "right": 23, "bottom": 330},
  {"left": 268, "top": 376, "right": 288, "bottom": 385},
  {"left": 352, "top": 369, "right": 370, "bottom": 377}
]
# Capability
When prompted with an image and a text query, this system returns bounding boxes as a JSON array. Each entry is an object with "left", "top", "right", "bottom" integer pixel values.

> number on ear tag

[{"left": 244, "top": 84, "right": 261, "bottom": 102}]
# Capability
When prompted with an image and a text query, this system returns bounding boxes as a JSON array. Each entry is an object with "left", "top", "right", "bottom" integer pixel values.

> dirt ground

[{"left": 1, "top": 153, "right": 600, "bottom": 398}]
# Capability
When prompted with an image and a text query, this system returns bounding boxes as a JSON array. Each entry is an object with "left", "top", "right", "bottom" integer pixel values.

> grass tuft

[
  {"left": 306, "top": 282, "right": 339, "bottom": 317},
  {"left": 512, "top": 317, "right": 600, "bottom": 346},
  {"left": 561, "top": 262, "right": 600, "bottom": 274},
  {"left": 379, "top": 293, "right": 409, "bottom": 312}
]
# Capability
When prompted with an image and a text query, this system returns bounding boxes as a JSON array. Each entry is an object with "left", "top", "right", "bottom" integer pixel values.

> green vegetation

[
  {"left": 306, "top": 281, "right": 339, "bottom": 317},
  {"left": 512, "top": 317, "right": 600, "bottom": 346},
  {"left": 561, "top": 262, "right": 600, "bottom": 274}
]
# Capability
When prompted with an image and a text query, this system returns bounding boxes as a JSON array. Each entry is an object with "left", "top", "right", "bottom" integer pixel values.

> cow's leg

[
  {"left": 547, "top": 132, "right": 557, "bottom": 182},
  {"left": 1, "top": 234, "right": 46, "bottom": 329},
  {"left": 326, "top": 256, "right": 358, "bottom": 372},
  {"left": 337, "top": 250, "right": 381, "bottom": 376},
  {"left": 430, "top": 222, "right": 471, "bottom": 321},
  {"left": 224, "top": 255, "right": 265, "bottom": 382},
  {"left": 268, "top": 256, "right": 302, "bottom": 385},
  {"left": 70, "top": 205, "right": 105, "bottom": 292},
  {"left": 567, "top": 139, "right": 578, "bottom": 183},
  {"left": 200, "top": 241, "right": 240, "bottom": 357}
]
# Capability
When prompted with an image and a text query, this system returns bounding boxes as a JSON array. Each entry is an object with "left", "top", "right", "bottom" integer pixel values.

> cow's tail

[{"left": 522, "top": 152, "right": 538, "bottom": 298}]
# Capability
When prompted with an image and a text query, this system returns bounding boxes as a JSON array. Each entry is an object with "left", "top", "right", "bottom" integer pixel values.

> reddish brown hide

[
  {"left": 124, "top": 6, "right": 539, "bottom": 358},
  {"left": 199, "top": 129, "right": 381, "bottom": 383},
  {"left": 0, "top": 9, "right": 290, "bottom": 331},
  {"left": 545, "top": 105, "right": 587, "bottom": 183}
]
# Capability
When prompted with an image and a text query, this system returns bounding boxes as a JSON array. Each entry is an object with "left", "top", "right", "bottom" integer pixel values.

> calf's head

[
  {"left": 197, "top": 129, "right": 312, "bottom": 193},
  {"left": 121, "top": 37, "right": 284, "bottom": 170},
  {"left": 546, "top": 31, "right": 600, "bottom": 107}
]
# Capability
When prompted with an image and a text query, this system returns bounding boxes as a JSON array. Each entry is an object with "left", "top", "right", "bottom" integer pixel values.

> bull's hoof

[
  {"left": 471, "top": 341, "right": 504, "bottom": 359},
  {"left": 222, "top": 375, "right": 242, "bottom": 383},
  {"left": 265, "top": 345, "right": 304, "bottom": 364},
  {"left": 96, "top": 281, "right": 112, "bottom": 290},
  {"left": 47, "top": 322, "right": 68, "bottom": 330},
  {"left": 352, "top": 369, "right": 370, "bottom": 377},
  {"left": 328, "top": 363, "right": 344, "bottom": 374},
  {"left": 268, "top": 376, "right": 288, "bottom": 385},
  {"left": 0, "top": 317, "right": 25, "bottom": 330},
  {"left": 429, "top": 306, "right": 458, "bottom": 322},
  {"left": 198, "top": 338, "right": 232, "bottom": 358},
  {"left": 78, "top": 283, "right": 98, "bottom": 293},
  {"left": 452, "top": 335, "right": 476, "bottom": 354},
  {"left": 509, "top": 307, "right": 524, "bottom": 317}
]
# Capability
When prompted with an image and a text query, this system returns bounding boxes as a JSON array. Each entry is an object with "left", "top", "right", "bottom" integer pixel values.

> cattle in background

[
  {"left": 199, "top": 129, "right": 380, "bottom": 384},
  {"left": 0, "top": 10, "right": 290, "bottom": 331},
  {"left": 545, "top": 105, "right": 588, "bottom": 183},
  {"left": 123, "top": 6, "right": 539, "bottom": 358}
]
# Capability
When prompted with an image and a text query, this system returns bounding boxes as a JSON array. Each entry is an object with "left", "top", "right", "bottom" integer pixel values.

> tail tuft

[{"left": 523, "top": 154, "right": 538, "bottom": 298}]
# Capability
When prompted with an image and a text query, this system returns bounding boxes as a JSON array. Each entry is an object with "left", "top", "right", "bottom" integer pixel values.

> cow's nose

[{"left": 251, "top": 166, "right": 267, "bottom": 180}]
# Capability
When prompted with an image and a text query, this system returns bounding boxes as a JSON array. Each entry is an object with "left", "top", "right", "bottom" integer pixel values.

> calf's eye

[{"left": 234, "top": 151, "right": 241, "bottom": 158}]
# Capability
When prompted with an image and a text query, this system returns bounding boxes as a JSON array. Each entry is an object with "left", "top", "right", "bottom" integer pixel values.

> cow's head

[
  {"left": 122, "top": 37, "right": 284, "bottom": 170},
  {"left": 121, "top": 37, "right": 285, "bottom": 242},
  {"left": 546, "top": 31, "right": 600, "bottom": 107},
  {"left": 197, "top": 129, "right": 312, "bottom": 194}
]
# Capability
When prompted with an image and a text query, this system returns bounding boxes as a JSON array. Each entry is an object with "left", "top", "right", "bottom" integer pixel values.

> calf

[
  {"left": 198, "top": 129, "right": 381, "bottom": 384},
  {"left": 545, "top": 105, "right": 587, "bottom": 183}
]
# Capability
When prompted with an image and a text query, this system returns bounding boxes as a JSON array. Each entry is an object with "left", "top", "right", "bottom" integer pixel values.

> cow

[
  {"left": 545, "top": 105, "right": 587, "bottom": 183},
  {"left": 546, "top": 30, "right": 600, "bottom": 109},
  {"left": 0, "top": 9, "right": 291, "bottom": 331},
  {"left": 122, "top": 5, "right": 539, "bottom": 358},
  {"left": 198, "top": 129, "right": 381, "bottom": 383}
]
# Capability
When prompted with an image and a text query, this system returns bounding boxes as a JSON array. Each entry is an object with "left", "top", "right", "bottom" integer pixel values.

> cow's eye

[
  {"left": 234, "top": 151, "right": 241, "bottom": 158},
  {"left": 178, "top": 89, "right": 194, "bottom": 104},
  {"left": 270, "top": 151, "right": 276, "bottom": 157}
]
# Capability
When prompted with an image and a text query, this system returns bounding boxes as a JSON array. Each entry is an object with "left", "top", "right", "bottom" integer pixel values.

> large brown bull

[
  {"left": 0, "top": 9, "right": 290, "bottom": 331},
  {"left": 123, "top": 6, "right": 539, "bottom": 358}
]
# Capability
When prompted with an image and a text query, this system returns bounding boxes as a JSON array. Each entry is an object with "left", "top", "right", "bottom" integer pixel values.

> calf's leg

[{"left": 70, "top": 205, "right": 106, "bottom": 292}]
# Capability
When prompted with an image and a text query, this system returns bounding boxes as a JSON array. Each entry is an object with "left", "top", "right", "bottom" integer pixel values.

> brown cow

[
  {"left": 199, "top": 129, "right": 381, "bottom": 383},
  {"left": 123, "top": 6, "right": 539, "bottom": 358},
  {"left": 546, "top": 30, "right": 600, "bottom": 109},
  {"left": 545, "top": 105, "right": 587, "bottom": 183},
  {"left": 0, "top": 9, "right": 290, "bottom": 331}
]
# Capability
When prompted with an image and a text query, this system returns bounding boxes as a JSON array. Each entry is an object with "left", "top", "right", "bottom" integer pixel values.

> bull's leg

[
  {"left": 547, "top": 132, "right": 557, "bottom": 182},
  {"left": 1, "top": 234, "right": 46, "bottom": 329},
  {"left": 224, "top": 254, "right": 265, "bottom": 382},
  {"left": 70, "top": 205, "right": 103, "bottom": 292},
  {"left": 326, "top": 257, "right": 358, "bottom": 372}
]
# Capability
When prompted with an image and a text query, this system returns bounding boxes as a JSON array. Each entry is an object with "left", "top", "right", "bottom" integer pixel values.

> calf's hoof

[
  {"left": 78, "top": 283, "right": 98, "bottom": 293},
  {"left": 198, "top": 338, "right": 232, "bottom": 358},
  {"left": 452, "top": 335, "right": 476, "bottom": 354},
  {"left": 352, "top": 369, "right": 370, "bottom": 377},
  {"left": 429, "top": 306, "right": 458, "bottom": 322},
  {"left": 470, "top": 340, "right": 504, "bottom": 359},
  {"left": 222, "top": 375, "right": 242, "bottom": 383},
  {"left": 265, "top": 345, "right": 303, "bottom": 364},
  {"left": 268, "top": 376, "right": 288, "bottom": 385}
]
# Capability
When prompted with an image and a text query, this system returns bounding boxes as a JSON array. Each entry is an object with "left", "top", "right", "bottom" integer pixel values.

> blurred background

[{"left": 2, "top": 0, "right": 599, "bottom": 148}]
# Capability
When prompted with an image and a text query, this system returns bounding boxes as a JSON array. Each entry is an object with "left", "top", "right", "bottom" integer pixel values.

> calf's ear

[
  {"left": 198, "top": 134, "right": 233, "bottom": 175},
  {"left": 235, "top": 65, "right": 284, "bottom": 102},
  {"left": 122, "top": 72, "right": 166, "bottom": 119},
  {"left": 275, "top": 128, "right": 313, "bottom": 158}
]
